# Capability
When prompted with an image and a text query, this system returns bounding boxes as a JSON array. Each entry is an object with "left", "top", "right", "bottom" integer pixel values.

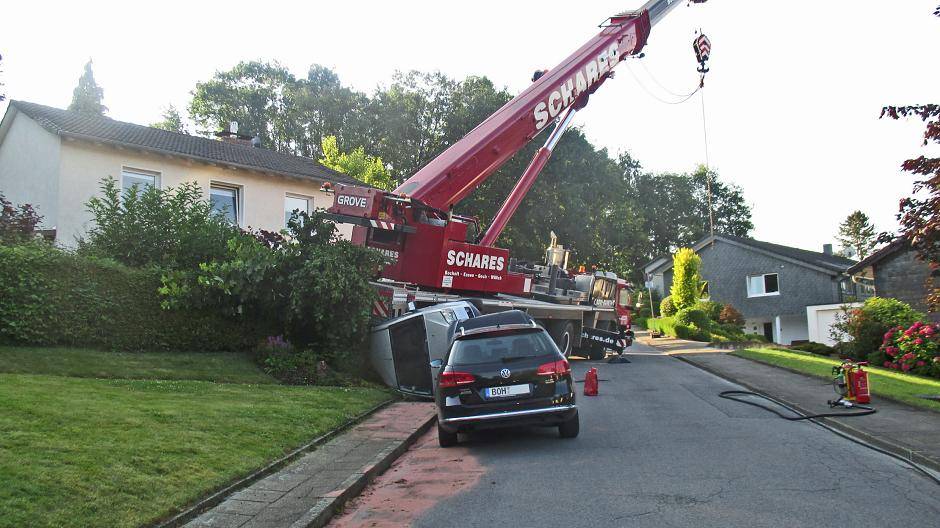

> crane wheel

[{"left": 549, "top": 320, "right": 576, "bottom": 358}]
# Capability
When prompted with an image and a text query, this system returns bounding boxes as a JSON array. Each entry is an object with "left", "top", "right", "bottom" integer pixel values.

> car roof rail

[{"left": 455, "top": 322, "right": 539, "bottom": 338}]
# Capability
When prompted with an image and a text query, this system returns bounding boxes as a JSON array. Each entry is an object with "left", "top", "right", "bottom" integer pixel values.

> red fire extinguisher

[
  {"left": 849, "top": 362, "right": 871, "bottom": 404},
  {"left": 584, "top": 367, "right": 598, "bottom": 396}
]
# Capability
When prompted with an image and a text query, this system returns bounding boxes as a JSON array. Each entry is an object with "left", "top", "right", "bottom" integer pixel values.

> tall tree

[
  {"left": 293, "top": 65, "right": 370, "bottom": 159},
  {"left": 150, "top": 104, "right": 186, "bottom": 133},
  {"left": 68, "top": 60, "right": 107, "bottom": 116},
  {"left": 690, "top": 166, "right": 753, "bottom": 238},
  {"left": 319, "top": 135, "right": 393, "bottom": 190},
  {"left": 836, "top": 210, "right": 877, "bottom": 259},
  {"left": 189, "top": 61, "right": 299, "bottom": 153}
]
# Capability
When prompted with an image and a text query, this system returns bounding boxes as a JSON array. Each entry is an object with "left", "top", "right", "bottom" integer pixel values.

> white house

[{"left": 0, "top": 100, "right": 359, "bottom": 245}]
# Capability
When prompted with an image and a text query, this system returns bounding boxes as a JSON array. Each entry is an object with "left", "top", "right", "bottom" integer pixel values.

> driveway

[{"left": 331, "top": 340, "right": 940, "bottom": 527}]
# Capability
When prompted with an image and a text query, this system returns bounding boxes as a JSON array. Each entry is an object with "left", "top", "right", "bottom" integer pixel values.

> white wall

[
  {"left": 55, "top": 139, "right": 350, "bottom": 245},
  {"left": 744, "top": 318, "right": 772, "bottom": 340},
  {"left": 806, "top": 303, "right": 862, "bottom": 346},
  {"left": 0, "top": 112, "right": 61, "bottom": 229},
  {"left": 776, "top": 314, "right": 809, "bottom": 345}
]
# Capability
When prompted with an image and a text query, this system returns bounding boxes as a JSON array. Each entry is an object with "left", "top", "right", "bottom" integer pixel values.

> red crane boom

[{"left": 328, "top": 1, "right": 698, "bottom": 295}]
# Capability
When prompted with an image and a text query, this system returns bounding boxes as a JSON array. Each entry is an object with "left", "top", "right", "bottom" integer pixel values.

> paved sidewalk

[
  {"left": 184, "top": 402, "right": 436, "bottom": 528},
  {"left": 641, "top": 334, "right": 940, "bottom": 473}
]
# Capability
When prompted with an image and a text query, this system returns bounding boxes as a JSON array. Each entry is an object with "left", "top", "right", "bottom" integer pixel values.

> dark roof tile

[{"left": 8, "top": 100, "right": 363, "bottom": 186}]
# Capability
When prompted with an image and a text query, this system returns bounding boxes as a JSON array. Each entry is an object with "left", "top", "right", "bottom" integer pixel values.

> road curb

[
  {"left": 673, "top": 354, "right": 940, "bottom": 476},
  {"left": 289, "top": 412, "right": 437, "bottom": 528},
  {"left": 155, "top": 398, "right": 398, "bottom": 528}
]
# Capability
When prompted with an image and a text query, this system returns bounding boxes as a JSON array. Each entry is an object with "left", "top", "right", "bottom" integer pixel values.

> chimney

[
  {"left": 823, "top": 243, "right": 833, "bottom": 255},
  {"left": 214, "top": 121, "right": 254, "bottom": 146}
]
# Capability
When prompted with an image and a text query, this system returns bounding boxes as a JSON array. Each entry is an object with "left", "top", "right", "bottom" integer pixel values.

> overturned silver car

[{"left": 369, "top": 301, "right": 480, "bottom": 398}]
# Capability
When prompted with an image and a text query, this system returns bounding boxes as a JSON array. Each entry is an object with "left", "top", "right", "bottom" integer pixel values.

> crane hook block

[{"left": 693, "top": 33, "right": 711, "bottom": 65}]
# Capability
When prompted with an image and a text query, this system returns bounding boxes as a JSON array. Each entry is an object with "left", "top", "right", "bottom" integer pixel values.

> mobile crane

[{"left": 326, "top": 0, "right": 709, "bottom": 392}]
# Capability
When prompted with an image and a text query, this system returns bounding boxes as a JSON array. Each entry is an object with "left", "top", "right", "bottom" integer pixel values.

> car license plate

[{"left": 485, "top": 384, "right": 530, "bottom": 399}]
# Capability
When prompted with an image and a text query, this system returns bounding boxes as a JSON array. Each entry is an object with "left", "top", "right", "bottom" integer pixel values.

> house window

[
  {"left": 747, "top": 273, "right": 779, "bottom": 297},
  {"left": 121, "top": 167, "right": 159, "bottom": 194},
  {"left": 840, "top": 279, "right": 856, "bottom": 296},
  {"left": 284, "top": 195, "right": 311, "bottom": 226},
  {"left": 210, "top": 184, "right": 240, "bottom": 225}
]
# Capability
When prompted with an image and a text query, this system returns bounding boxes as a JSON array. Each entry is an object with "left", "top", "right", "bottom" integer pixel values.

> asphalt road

[{"left": 335, "top": 341, "right": 940, "bottom": 527}]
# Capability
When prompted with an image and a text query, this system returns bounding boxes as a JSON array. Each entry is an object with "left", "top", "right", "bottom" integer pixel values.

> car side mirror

[{"left": 429, "top": 359, "right": 443, "bottom": 369}]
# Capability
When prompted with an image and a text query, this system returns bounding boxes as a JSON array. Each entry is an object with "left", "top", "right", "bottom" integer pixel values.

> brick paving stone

[{"left": 183, "top": 402, "right": 434, "bottom": 528}]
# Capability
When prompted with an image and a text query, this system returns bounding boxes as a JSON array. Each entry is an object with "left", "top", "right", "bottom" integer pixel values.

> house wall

[
  {"left": 874, "top": 247, "right": 933, "bottom": 315},
  {"left": 662, "top": 240, "right": 842, "bottom": 319},
  {"left": 54, "top": 139, "right": 349, "bottom": 246},
  {"left": 0, "top": 113, "right": 61, "bottom": 229},
  {"left": 777, "top": 314, "right": 809, "bottom": 345}
]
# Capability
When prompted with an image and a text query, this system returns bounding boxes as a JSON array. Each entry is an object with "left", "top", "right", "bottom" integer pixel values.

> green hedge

[
  {"left": 0, "top": 243, "right": 257, "bottom": 351},
  {"left": 646, "top": 316, "right": 677, "bottom": 337}
]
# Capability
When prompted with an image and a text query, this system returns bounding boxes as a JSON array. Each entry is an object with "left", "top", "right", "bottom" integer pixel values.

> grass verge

[
  {"left": 0, "top": 348, "right": 391, "bottom": 528},
  {"left": 0, "top": 346, "right": 276, "bottom": 384},
  {"left": 733, "top": 348, "right": 940, "bottom": 413}
]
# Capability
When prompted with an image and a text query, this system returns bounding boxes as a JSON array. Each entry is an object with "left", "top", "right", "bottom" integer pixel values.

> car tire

[
  {"left": 549, "top": 320, "right": 576, "bottom": 358},
  {"left": 437, "top": 421, "right": 458, "bottom": 447},
  {"left": 558, "top": 411, "right": 580, "bottom": 439}
]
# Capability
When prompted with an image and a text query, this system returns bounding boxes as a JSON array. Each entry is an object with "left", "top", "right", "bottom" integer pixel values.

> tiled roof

[
  {"left": 6, "top": 100, "right": 362, "bottom": 186},
  {"left": 645, "top": 234, "right": 858, "bottom": 275},
  {"left": 717, "top": 234, "right": 857, "bottom": 272},
  {"left": 846, "top": 238, "right": 909, "bottom": 274}
]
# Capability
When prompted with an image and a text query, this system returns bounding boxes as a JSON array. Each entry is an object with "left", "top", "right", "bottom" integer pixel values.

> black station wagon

[{"left": 432, "top": 310, "right": 579, "bottom": 447}]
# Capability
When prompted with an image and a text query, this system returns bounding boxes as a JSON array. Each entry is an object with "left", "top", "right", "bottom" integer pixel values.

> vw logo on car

[{"left": 500, "top": 368, "right": 511, "bottom": 379}]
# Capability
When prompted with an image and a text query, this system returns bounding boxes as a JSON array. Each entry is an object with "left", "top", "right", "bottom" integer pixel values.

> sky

[{"left": 2, "top": 0, "right": 938, "bottom": 254}]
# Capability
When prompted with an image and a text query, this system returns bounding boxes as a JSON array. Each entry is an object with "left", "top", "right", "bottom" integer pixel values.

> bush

[
  {"left": 744, "top": 333, "right": 769, "bottom": 343},
  {"left": 791, "top": 342, "right": 835, "bottom": 356},
  {"left": 674, "top": 323, "right": 710, "bottom": 342},
  {"left": 674, "top": 323, "right": 693, "bottom": 340},
  {"left": 163, "top": 211, "right": 385, "bottom": 371},
  {"left": 253, "top": 336, "right": 352, "bottom": 385},
  {"left": 879, "top": 322, "right": 940, "bottom": 378},
  {"left": 646, "top": 316, "right": 676, "bottom": 337},
  {"left": 670, "top": 248, "right": 702, "bottom": 311},
  {"left": 719, "top": 304, "right": 745, "bottom": 327},
  {"left": 80, "top": 177, "right": 241, "bottom": 269},
  {"left": 0, "top": 242, "right": 256, "bottom": 351},
  {"left": 694, "top": 300, "right": 723, "bottom": 322},
  {"left": 675, "top": 308, "right": 710, "bottom": 329},
  {"left": 660, "top": 296, "right": 677, "bottom": 317},
  {"left": 1, "top": 191, "right": 43, "bottom": 244},
  {"left": 832, "top": 297, "right": 924, "bottom": 360}
]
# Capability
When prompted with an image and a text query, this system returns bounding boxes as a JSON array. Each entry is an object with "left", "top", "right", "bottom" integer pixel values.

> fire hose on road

[{"left": 716, "top": 360, "right": 940, "bottom": 486}]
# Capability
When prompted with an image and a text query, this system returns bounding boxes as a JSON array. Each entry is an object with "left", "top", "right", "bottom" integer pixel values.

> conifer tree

[
  {"left": 68, "top": 60, "right": 107, "bottom": 116},
  {"left": 836, "top": 210, "right": 877, "bottom": 259}
]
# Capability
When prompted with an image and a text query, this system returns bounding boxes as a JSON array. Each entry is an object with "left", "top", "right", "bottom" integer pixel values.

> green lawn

[
  {"left": 0, "top": 348, "right": 391, "bottom": 528},
  {"left": 733, "top": 348, "right": 940, "bottom": 412},
  {"left": 0, "top": 346, "right": 276, "bottom": 384}
]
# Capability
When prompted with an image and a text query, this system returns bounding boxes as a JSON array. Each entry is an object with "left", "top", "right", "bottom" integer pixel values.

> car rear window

[{"left": 448, "top": 330, "right": 558, "bottom": 366}]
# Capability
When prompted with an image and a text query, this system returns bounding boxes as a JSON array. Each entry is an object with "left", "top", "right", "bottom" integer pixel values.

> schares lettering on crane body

[
  {"left": 446, "top": 250, "right": 506, "bottom": 271},
  {"left": 533, "top": 43, "right": 621, "bottom": 130}
]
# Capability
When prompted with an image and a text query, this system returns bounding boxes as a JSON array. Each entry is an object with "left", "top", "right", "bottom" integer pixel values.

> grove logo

[{"left": 336, "top": 195, "right": 368, "bottom": 208}]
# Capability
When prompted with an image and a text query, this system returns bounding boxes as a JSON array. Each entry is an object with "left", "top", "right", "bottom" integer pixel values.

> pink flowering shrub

[{"left": 880, "top": 321, "right": 940, "bottom": 378}]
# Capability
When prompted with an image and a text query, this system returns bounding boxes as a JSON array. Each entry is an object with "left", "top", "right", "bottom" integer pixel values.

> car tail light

[
  {"left": 537, "top": 359, "right": 570, "bottom": 376},
  {"left": 439, "top": 370, "right": 475, "bottom": 388}
]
